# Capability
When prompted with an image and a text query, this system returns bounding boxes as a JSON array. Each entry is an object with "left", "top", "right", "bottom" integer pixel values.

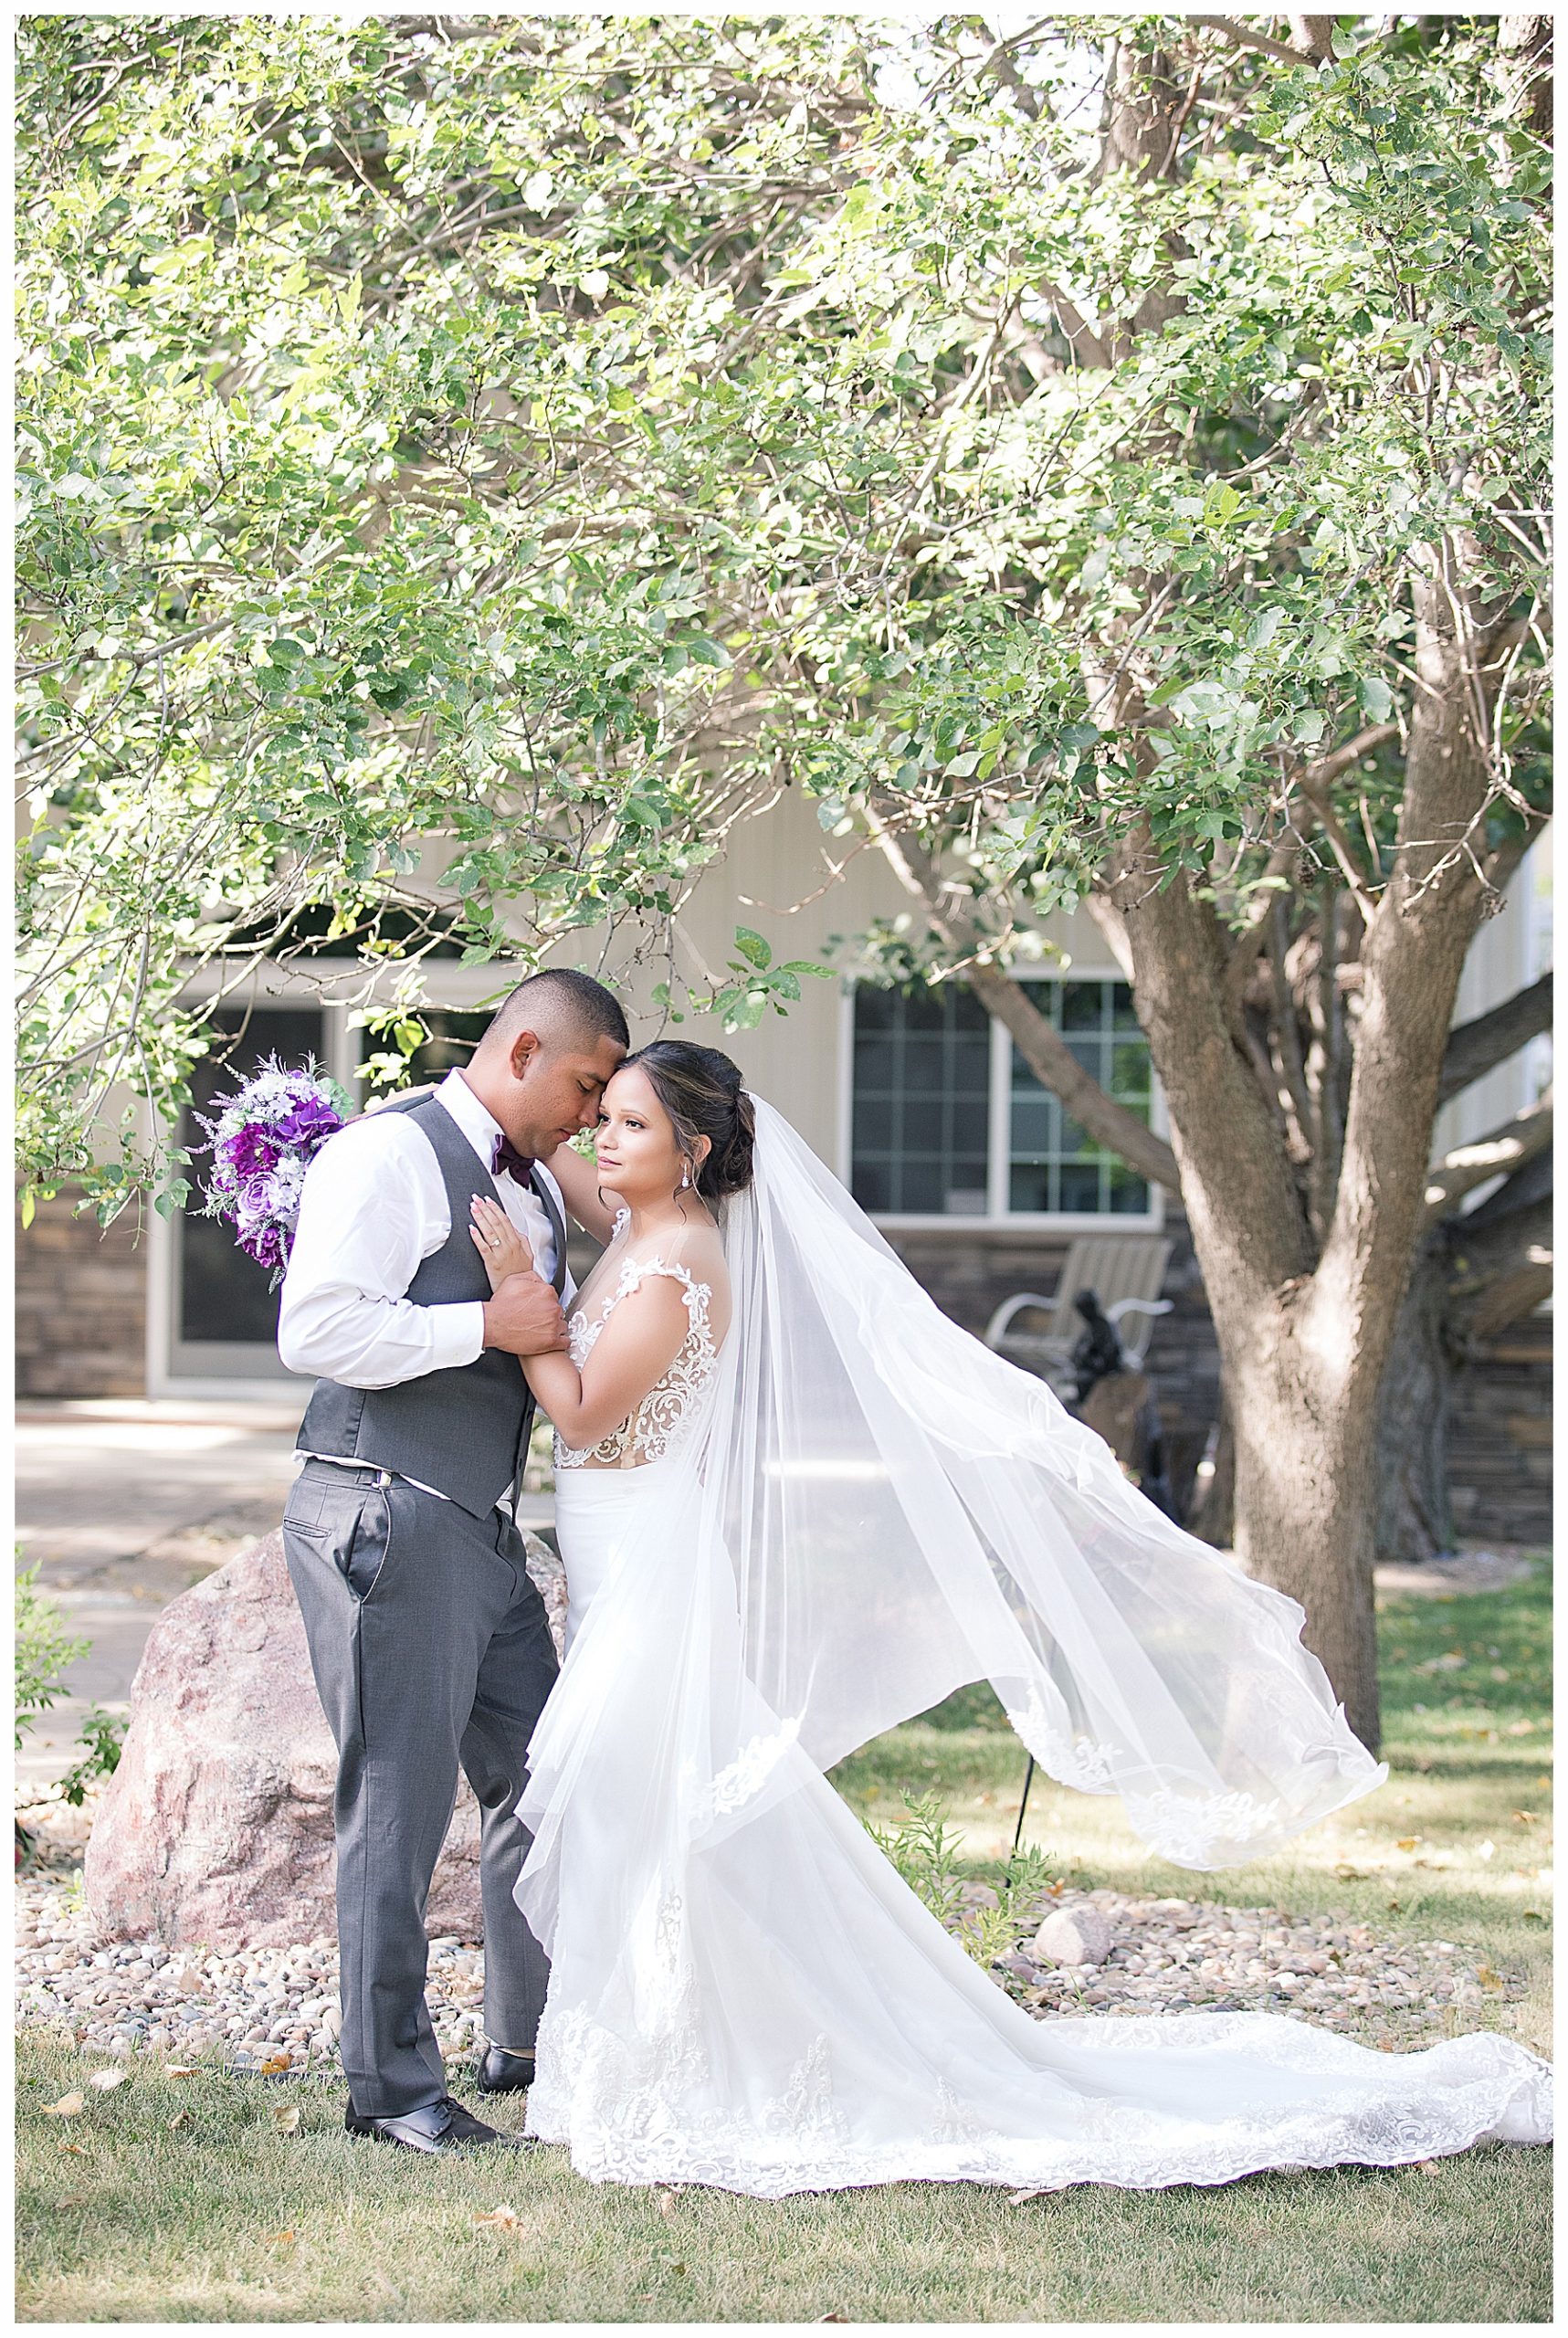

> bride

[{"left": 466, "top": 1039, "right": 1551, "bottom": 2198}]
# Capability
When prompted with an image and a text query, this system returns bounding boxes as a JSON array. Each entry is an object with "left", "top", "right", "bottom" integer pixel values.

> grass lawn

[{"left": 16, "top": 1560, "right": 1551, "bottom": 2323}]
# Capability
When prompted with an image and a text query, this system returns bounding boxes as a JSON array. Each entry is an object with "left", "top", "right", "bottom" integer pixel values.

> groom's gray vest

[{"left": 295, "top": 1092, "right": 567, "bottom": 1518}]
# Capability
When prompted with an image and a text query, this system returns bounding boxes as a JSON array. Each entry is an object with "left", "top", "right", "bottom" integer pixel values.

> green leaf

[{"left": 732, "top": 927, "right": 773, "bottom": 971}]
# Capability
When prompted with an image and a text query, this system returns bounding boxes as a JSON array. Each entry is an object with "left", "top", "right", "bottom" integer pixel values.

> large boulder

[{"left": 84, "top": 1527, "right": 567, "bottom": 1950}]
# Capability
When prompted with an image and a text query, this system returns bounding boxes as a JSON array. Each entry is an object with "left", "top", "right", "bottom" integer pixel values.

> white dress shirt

[{"left": 279, "top": 1067, "right": 572, "bottom": 1392}]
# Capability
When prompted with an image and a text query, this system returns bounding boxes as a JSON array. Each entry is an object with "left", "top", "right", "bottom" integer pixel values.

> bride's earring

[{"left": 679, "top": 1164, "right": 691, "bottom": 1191}]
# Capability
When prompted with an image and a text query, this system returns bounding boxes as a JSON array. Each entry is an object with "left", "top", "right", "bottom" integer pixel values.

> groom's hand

[{"left": 481, "top": 1270, "right": 569, "bottom": 1357}]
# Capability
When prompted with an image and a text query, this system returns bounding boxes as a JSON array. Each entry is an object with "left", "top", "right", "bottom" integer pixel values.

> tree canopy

[{"left": 17, "top": 11, "right": 1548, "bottom": 1219}]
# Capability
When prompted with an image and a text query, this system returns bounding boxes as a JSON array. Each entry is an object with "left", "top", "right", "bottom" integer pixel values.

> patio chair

[{"left": 983, "top": 1234, "right": 1173, "bottom": 1397}]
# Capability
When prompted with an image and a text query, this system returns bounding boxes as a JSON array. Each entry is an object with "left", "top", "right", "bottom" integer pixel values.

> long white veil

[{"left": 700, "top": 1096, "right": 1384, "bottom": 1869}]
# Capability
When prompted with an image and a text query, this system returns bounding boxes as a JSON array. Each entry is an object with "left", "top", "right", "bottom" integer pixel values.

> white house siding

[{"left": 1429, "top": 827, "right": 1552, "bottom": 1173}]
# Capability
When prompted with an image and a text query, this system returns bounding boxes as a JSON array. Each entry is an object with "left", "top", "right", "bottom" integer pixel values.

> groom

[{"left": 278, "top": 966, "right": 627, "bottom": 2153}]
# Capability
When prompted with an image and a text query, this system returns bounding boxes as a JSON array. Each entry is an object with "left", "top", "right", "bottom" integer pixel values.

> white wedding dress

[{"left": 514, "top": 1111, "right": 1552, "bottom": 2198}]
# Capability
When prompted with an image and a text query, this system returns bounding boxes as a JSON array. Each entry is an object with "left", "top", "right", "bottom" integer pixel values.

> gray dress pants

[{"left": 282, "top": 1458, "right": 558, "bottom": 2118}]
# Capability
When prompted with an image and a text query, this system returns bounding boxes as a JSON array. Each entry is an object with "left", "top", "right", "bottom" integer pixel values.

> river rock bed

[
  {"left": 993, "top": 1886, "right": 1525, "bottom": 2041},
  {"left": 15, "top": 1871, "right": 1523, "bottom": 2070}
]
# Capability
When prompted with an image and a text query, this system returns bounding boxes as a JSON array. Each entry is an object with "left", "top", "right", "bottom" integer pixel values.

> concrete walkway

[{"left": 14, "top": 1399, "right": 554, "bottom": 1800}]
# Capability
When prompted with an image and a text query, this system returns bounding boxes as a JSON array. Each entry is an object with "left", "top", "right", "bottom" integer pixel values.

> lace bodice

[{"left": 554, "top": 1213, "right": 720, "bottom": 1471}]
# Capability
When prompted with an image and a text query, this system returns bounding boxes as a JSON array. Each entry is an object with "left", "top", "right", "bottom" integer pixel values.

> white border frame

[{"left": 839, "top": 970, "right": 1167, "bottom": 1235}]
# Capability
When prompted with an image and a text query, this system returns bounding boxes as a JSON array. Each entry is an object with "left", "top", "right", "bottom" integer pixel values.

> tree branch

[
  {"left": 1221, "top": 725, "right": 1399, "bottom": 1013},
  {"left": 1422, "top": 1089, "right": 1552, "bottom": 1230},
  {"left": 1446, "top": 1191, "right": 1552, "bottom": 1341},
  {"left": 1080, "top": 889, "right": 1136, "bottom": 981},
  {"left": 1438, "top": 971, "right": 1552, "bottom": 1104},
  {"left": 1191, "top": 16, "right": 1303, "bottom": 65}
]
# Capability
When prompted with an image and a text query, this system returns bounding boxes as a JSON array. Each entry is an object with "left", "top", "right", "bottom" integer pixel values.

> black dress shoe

[
  {"left": 475, "top": 2043, "right": 535, "bottom": 2095},
  {"left": 344, "top": 2094, "right": 523, "bottom": 2152}
]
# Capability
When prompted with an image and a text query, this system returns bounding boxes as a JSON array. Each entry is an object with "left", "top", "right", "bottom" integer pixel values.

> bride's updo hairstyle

[{"left": 625, "top": 1040, "right": 755, "bottom": 1203}]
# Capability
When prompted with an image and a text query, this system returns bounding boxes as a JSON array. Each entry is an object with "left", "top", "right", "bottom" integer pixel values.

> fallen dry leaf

[
  {"left": 42, "top": 2091, "right": 86, "bottom": 2118},
  {"left": 167, "top": 2111, "right": 188, "bottom": 2131},
  {"left": 1512, "top": 1811, "right": 1538, "bottom": 1826},
  {"left": 1476, "top": 1965, "right": 1505, "bottom": 1994},
  {"left": 265, "top": 2229, "right": 297, "bottom": 2246},
  {"left": 166, "top": 2065, "right": 198, "bottom": 2079},
  {"left": 816, "top": 2316, "right": 850, "bottom": 2324},
  {"left": 56, "top": 2194, "right": 88, "bottom": 2209},
  {"left": 1414, "top": 2158, "right": 1440, "bottom": 2175},
  {"left": 58, "top": 2140, "right": 88, "bottom": 2155},
  {"left": 260, "top": 2052, "right": 293, "bottom": 2074},
  {"left": 271, "top": 2104, "right": 301, "bottom": 2133},
  {"left": 473, "top": 2205, "right": 521, "bottom": 2231},
  {"left": 658, "top": 2188, "right": 679, "bottom": 2220},
  {"left": 1395, "top": 1838, "right": 1419, "bottom": 1852},
  {"left": 88, "top": 2069, "right": 127, "bottom": 2092}
]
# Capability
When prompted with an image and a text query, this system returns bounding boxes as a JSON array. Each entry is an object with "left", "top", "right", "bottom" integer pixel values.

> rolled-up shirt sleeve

[{"left": 277, "top": 1118, "right": 486, "bottom": 1387}]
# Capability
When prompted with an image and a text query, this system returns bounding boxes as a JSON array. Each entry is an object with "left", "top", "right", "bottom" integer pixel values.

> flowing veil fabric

[
  {"left": 704, "top": 1099, "right": 1387, "bottom": 1864},
  {"left": 513, "top": 1098, "right": 1550, "bottom": 2196}
]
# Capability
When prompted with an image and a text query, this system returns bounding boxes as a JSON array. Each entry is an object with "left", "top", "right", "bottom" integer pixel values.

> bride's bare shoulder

[{"left": 669, "top": 1219, "right": 728, "bottom": 1288}]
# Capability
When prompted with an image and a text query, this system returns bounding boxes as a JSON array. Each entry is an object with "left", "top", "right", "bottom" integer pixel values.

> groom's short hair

[{"left": 487, "top": 966, "right": 629, "bottom": 1055}]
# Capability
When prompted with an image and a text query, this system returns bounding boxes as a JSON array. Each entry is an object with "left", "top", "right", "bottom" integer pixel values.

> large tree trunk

[
  {"left": 1374, "top": 1233, "right": 1458, "bottom": 1564},
  {"left": 1229, "top": 1322, "right": 1384, "bottom": 1754}
]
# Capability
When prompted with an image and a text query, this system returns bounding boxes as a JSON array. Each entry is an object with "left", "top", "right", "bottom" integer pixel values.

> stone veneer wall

[
  {"left": 1445, "top": 1313, "right": 1552, "bottom": 1547},
  {"left": 16, "top": 1190, "right": 148, "bottom": 1400}
]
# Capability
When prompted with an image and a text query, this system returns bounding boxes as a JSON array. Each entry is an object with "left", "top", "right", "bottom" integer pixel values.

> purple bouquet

[{"left": 197, "top": 1056, "right": 355, "bottom": 1286}]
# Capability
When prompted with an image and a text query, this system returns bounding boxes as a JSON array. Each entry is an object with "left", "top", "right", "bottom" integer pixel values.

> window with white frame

[{"left": 848, "top": 977, "right": 1157, "bottom": 1224}]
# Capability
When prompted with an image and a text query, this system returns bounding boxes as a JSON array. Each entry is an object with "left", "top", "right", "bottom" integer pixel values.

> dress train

[{"left": 515, "top": 1461, "right": 1551, "bottom": 2199}]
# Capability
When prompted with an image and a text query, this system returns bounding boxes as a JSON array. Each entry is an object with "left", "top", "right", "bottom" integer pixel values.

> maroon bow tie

[{"left": 491, "top": 1136, "right": 535, "bottom": 1184}]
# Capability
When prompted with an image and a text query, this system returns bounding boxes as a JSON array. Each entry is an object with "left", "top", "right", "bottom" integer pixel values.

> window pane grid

[
  {"left": 1007, "top": 979, "right": 1151, "bottom": 1216},
  {"left": 851, "top": 977, "right": 1153, "bottom": 1219},
  {"left": 851, "top": 985, "right": 990, "bottom": 1216}
]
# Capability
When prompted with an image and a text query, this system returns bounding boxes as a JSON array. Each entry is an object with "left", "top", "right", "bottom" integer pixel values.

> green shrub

[
  {"left": 14, "top": 1562, "right": 88, "bottom": 1752},
  {"left": 58, "top": 1704, "right": 126, "bottom": 1804},
  {"left": 14, "top": 1560, "right": 125, "bottom": 1806},
  {"left": 865, "top": 1790, "right": 1054, "bottom": 1966}
]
